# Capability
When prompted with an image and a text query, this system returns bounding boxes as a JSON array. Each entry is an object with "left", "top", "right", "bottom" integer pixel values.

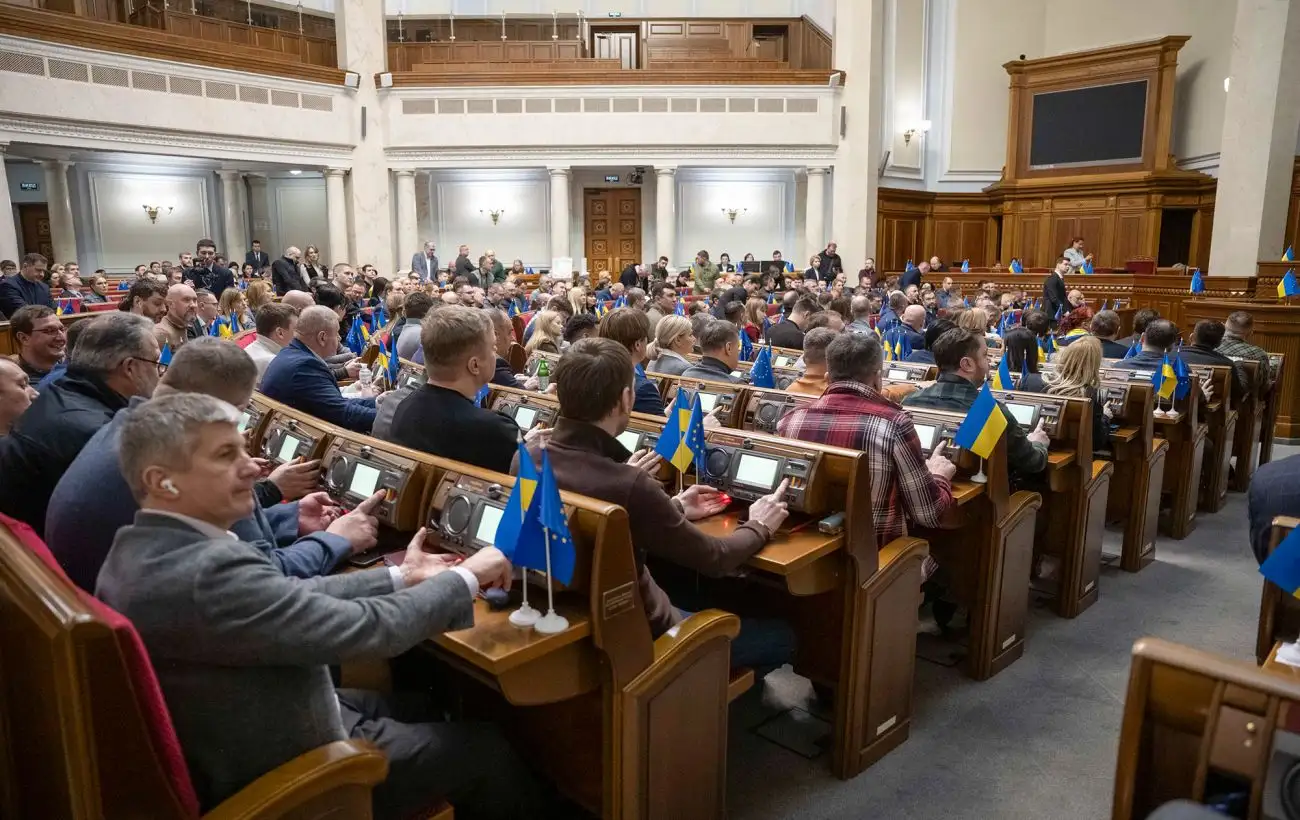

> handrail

[{"left": 381, "top": 66, "right": 846, "bottom": 87}]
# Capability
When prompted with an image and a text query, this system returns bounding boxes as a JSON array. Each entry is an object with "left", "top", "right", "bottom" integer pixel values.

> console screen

[
  {"left": 912, "top": 424, "right": 937, "bottom": 451},
  {"left": 616, "top": 430, "right": 642, "bottom": 451},
  {"left": 775, "top": 355, "right": 797, "bottom": 368},
  {"left": 350, "top": 463, "right": 381, "bottom": 497},
  {"left": 277, "top": 434, "right": 301, "bottom": 463},
  {"left": 734, "top": 453, "right": 780, "bottom": 491},
  {"left": 514, "top": 406, "right": 539, "bottom": 430},
  {"left": 1005, "top": 402, "right": 1037, "bottom": 427},
  {"left": 238, "top": 411, "right": 252, "bottom": 433},
  {"left": 475, "top": 504, "right": 505, "bottom": 545},
  {"left": 696, "top": 392, "right": 718, "bottom": 413},
  {"left": 887, "top": 368, "right": 909, "bottom": 380}
]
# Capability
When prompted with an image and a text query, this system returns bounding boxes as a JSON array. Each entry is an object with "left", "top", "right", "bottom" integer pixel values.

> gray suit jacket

[
  {"left": 411, "top": 252, "right": 439, "bottom": 282},
  {"left": 96, "top": 511, "right": 474, "bottom": 811}
]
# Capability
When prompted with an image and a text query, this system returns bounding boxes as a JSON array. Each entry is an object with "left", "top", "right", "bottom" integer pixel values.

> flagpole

[
  {"left": 508, "top": 567, "right": 540, "bottom": 627},
  {"left": 970, "top": 457, "right": 987, "bottom": 485},
  {"left": 533, "top": 527, "right": 569, "bottom": 634}
]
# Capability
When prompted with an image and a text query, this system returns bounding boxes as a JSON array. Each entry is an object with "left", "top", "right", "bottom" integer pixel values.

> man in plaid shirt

[
  {"left": 1218, "top": 311, "right": 1273, "bottom": 397},
  {"left": 777, "top": 332, "right": 958, "bottom": 553}
]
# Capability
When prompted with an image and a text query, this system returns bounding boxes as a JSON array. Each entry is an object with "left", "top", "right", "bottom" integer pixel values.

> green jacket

[{"left": 691, "top": 261, "right": 719, "bottom": 294}]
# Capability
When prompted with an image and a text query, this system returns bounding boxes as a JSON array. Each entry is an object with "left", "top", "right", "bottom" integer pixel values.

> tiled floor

[{"left": 725, "top": 448, "right": 1294, "bottom": 819}]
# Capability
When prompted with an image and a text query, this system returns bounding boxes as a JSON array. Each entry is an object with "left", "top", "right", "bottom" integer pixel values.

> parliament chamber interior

[{"left": 2, "top": 0, "right": 1300, "bottom": 818}]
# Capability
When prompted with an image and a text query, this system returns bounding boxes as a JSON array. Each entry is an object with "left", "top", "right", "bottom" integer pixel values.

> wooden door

[
  {"left": 592, "top": 28, "right": 638, "bottom": 69},
  {"left": 584, "top": 189, "right": 641, "bottom": 277},
  {"left": 753, "top": 34, "right": 786, "bottom": 61},
  {"left": 17, "top": 204, "right": 52, "bottom": 260}
]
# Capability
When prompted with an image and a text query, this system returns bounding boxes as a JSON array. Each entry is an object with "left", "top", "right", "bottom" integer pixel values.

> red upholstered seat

[{"left": 0, "top": 512, "right": 202, "bottom": 817}]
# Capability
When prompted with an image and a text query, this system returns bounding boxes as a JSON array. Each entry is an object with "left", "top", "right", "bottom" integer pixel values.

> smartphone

[{"left": 348, "top": 551, "right": 384, "bottom": 568}]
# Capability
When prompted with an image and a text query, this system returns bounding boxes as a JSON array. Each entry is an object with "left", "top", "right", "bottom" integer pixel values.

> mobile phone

[{"left": 348, "top": 551, "right": 384, "bottom": 568}]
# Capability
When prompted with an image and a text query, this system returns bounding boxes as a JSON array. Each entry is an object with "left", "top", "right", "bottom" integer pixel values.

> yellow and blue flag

[
  {"left": 953, "top": 382, "right": 1008, "bottom": 459},
  {"left": 1010, "top": 259, "right": 1024, "bottom": 274},
  {"left": 1279, "top": 268, "right": 1299, "bottom": 298},
  {"left": 1283, "top": 245, "right": 1295, "bottom": 262},
  {"left": 1082, "top": 259, "right": 1094, "bottom": 274},
  {"left": 654, "top": 389, "right": 705, "bottom": 472},
  {"left": 55, "top": 298, "right": 66, "bottom": 316},
  {"left": 991, "top": 353, "right": 1013, "bottom": 391},
  {"left": 1261, "top": 526, "right": 1300, "bottom": 597},
  {"left": 537, "top": 449, "right": 576, "bottom": 584},
  {"left": 750, "top": 344, "right": 776, "bottom": 388},
  {"left": 346, "top": 314, "right": 366, "bottom": 354},
  {"left": 1152, "top": 354, "right": 1177, "bottom": 401},
  {"left": 496, "top": 442, "right": 543, "bottom": 564}
]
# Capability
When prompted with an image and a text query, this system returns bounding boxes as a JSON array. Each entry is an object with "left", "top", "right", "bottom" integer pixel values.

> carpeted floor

[{"left": 725, "top": 446, "right": 1296, "bottom": 820}]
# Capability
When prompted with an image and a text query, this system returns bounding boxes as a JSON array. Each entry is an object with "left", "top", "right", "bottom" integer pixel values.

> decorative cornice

[
  {"left": 0, "top": 113, "right": 354, "bottom": 161},
  {"left": 385, "top": 144, "right": 839, "bottom": 165}
]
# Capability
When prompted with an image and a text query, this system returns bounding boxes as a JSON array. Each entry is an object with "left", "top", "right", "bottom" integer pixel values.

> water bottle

[
  {"left": 357, "top": 364, "right": 372, "bottom": 389},
  {"left": 537, "top": 358, "right": 550, "bottom": 391}
]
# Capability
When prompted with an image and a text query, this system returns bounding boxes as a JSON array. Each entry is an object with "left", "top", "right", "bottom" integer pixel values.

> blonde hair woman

[
  {"left": 525, "top": 310, "right": 564, "bottom": 355},
  {"left": 1046, "top": 335, "right": 1110, "bottom": 449},
  {"left": 218, "top": 287, "right": 253, "bottom": 331},
  {"left": 647, "top": 315, "right": 695, "bottom": 376},
  {"left": 245, "top": 280, "right": 274, "bottom": 314},
  {"left": 954, "top": 307, "right": 986, "bottom": 334},
  {"left": 567, "top": 286, "right": 590, "bottom": 316}
]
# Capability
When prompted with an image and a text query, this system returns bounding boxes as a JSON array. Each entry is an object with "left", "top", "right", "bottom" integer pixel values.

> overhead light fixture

[
  {"left": 903, "top": 119, "right": 932, "bottom": 145},
  {"left": 289, "top": 169, "right": 303, "bottom": 175},
  {"left": 1223, "top": 76, "right": 1231, "bottom": 92},
  {"left": 721, "top": 207, "right": 747, "bottom": 224},
  {"left": 480, "top": 208, "right": 505, "bottom": 226},
  {"left": 141, "top": 204, "right": 173, "bottom": 224}
]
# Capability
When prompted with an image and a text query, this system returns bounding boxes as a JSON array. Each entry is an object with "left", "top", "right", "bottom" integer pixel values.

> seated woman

[
  {"left": 218, "top": 286, "right": 254, "bottom": 332},
  {"left": 647, "top": 315, "right": 696, "bottom": 376},
  {"left": 1056, "top": 305, "right": 1094, "bottom": 347},
  {"left": 1003, "top": 327, "right": 1047, "bottom": 393},
  {"left": 524, "top": 310, "right": 564, "bottom": 356},
  {"left": 1045, "top": 335, "right": 1111, "bottom": 452},
  {"left": 742, "top": 297, "right": 766, "bottom": 343}
]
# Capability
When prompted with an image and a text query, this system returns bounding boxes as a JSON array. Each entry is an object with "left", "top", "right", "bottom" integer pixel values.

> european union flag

[
  {"left": 117, "top": 281, "right": 130, "bottom": 291},
  {"left": 159, "top": 343, "right": 173, "bottom": 366},
  {"left": 1100, "top": 299, "right": 1109, "bottom": 311},
  {"left": 496, "top": 442, "right": 544, "bottom": 567},
  {"left": 1189, "top": 268, "right": 1204, "bottom": 295},
  {"left": 905, "top": 259, "right": 916, "bottom": 272},
  {"left": 346, "top": 314, "right": 366, "bottom": 354},
  {"left": 1054, "top": 302, "right": 1064, "bottom": 321},
  {"left": 674, "top": 298, "right": 686, "bottom": 316},
  {"left": 953, "top": 382, "right": 1008, "bottom": 459},
  {"left": 1279, "top": 268, "right": 1299, "bottom": 298},
  {"left": 991, "top": 354, "right": 1013, "bottom": 391},
  {"left": 1152, "top": 354, "right": 1177, "bottom": 401},
  {"left": 1172, "top": 352, "right": 1191, "bottom": 400},
  {"left": 537, "top": 450, "right": 575, "bottom": 585},
  {"left": 961, "top": 259, "right": 970, "bottom": 273},
  {"left": 473, "top": 383, "right": 490, "bottom": 407},
  {"left": 750, "top": 344, "right": 775, "bottom": 388},
  {"left": 525, "top": 266, "right": 534, "bottom": 274},
  {"left": 1261, "top": 526, "right": 1300, "bottom": 597},
  {"left": 1123, "top": 340, "right": 1140, "bottom": 360},
  {"left": 739, "top": 327, "right": 754, "bottom": 362},
  {"left": 1010, "top": 259, "right": 1024, "bottom": 274},
  {"left": 1283, "top": 246, "right": 1295, "bottom": 263},
  {"left": 1020, "top": 356, "right": 1030, "bottom": 386},
  {"left": 507, "top": 301, "right": 520, "bottom": 318}
]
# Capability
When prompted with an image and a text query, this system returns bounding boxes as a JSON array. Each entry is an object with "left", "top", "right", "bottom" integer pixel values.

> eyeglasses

[{"left": 129, "top": 356, "right": 168, "bottom": 376}]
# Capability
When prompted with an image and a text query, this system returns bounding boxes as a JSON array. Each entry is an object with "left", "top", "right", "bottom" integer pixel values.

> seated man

[
  {"left": 0, "top": 357, "right": 37, "bottom": 436},
  {"left": 390, "top": 305, "right": 525, "bottom": 474},
  {"left": 598, "top": 307, "right": 665, "bottom": 414},
  {"left": 898, "top": 305, "right": 927, "bottom": 352},
  {"left": 679, "top": 319, "right": 744, "bottom": 384},
  {"left": 780, "top": 332, "right": 955, "bottom": 546},
  {"left": 261, "top": 306, "right": 376, "bottom": 433},
  {"left": 785, "top": 327, "right": 836, "bottom": 396},
  {"left": 119, "top": 279, "right": 168, "bottom": 321},
  {"left": 1218, "top": 310, "right": 1273, "bottom": 396},
  {"left": 846, "top": 295, "right": 874, "bottom": 335},
  {"left": 1249, "top": 453, "right": 1300, "bottom": 565},
  {"left": 1111, "top": 318, "right": 1179, "bottom": 372},
  {"left": 487, "top": 307, "right": 524, "bottom": 388},
  {"left": 47, "top": 337, "right": 358, "bottom": 593},
  {"left": 1116, "top": 307, "right": 1159, "bottom": 349},
  {"left": 523, "top": 338, "right": 792, "bottom": 671},
  {"left": 395, "top": 291, "right": 434, "bottom": 361},
  {"left": 0, "top": 313, "right": 160, "bottom": 536},
  {"left": 97, "top": 392, "right": 540, "bottom": 820},
  {"left": 903, "top": 328, "right": 1049, "bottom": 479},
  {"left": 245, "top": 302, "right": 299, "bottom": 385},
  {"left": 765, "top": 295, "right": 814, "bottom": 349},
  {"left": 905, "top": 319, "right": 955, "bottom": 365},
  {"left": 1179, "top": 319, "right": 1250, "bottom": 407},
  {"left": 1088, "top": 309, "right": 1130, "bottom": 359},
  {"left": 154, "top": 284, "right": 200, "bottom": 352},
  {"left": 9, "top": 305, "right": 67, "bottom": 381}
]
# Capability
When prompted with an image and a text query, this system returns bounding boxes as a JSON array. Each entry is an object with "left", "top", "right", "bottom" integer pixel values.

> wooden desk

[
  {"left": 951, "top": 481, "right": 985, "bottom": 505},
  {"left": 696, "top": 513, "right": 845, "bottom": 595}
]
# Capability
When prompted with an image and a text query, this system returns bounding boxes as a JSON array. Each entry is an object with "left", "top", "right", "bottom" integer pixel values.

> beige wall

[{"left": 950, "top": 0, "right": 1234, "bottom": 175}]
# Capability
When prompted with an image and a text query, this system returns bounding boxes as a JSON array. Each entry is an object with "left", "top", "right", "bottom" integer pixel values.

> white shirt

[{"left": 246, "top": 335, "right": 283, "bottom": 385}]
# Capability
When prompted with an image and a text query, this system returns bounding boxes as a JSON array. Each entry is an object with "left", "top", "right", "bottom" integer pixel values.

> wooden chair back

[{"left": 1257, "top": 516, "right": 1300, "bottom": 664}]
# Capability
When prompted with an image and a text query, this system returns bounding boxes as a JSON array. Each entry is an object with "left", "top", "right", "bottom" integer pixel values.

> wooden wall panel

[
  {"left": 1115, "top": 212, "right": 1145, "bottom": 263},
  {"left": 1017, "top": 216, "right": 1041, "bottom": 266},
  {"left": 1287, "top": 158, "right": 1300, "bottom": 254}
]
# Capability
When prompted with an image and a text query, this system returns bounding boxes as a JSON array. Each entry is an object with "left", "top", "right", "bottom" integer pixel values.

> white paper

[
  {"left": 1277, "top": 641, "right": 1300, "bottom": 668},
  {"left": 551, "top": 257, "right": 573, "bottom": 278}
]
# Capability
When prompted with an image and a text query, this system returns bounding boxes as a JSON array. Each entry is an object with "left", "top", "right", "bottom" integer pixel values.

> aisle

[{"left": 726, "top": 447, "right": 1293, "bottom": 820}]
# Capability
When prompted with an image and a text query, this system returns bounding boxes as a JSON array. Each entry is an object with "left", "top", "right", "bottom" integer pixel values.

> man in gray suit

[
  {"left": 411, "top": 240, "right": 439, "bottom": 283},
  {"left": 97, "top": 393, "right": 544, "bottom": 819}
]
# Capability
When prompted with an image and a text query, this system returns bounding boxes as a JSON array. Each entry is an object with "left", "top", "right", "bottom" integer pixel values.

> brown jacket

[
  {"left": 521, "top": 418, "right": 768, "bottom": 637},
  {"left": 785, "top": 372, "right": 827, "bottom": 397}
]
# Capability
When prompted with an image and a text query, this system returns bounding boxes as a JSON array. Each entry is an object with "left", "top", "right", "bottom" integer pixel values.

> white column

[
  {"left": 655, "top": 166, "right": 677, "bottom": 266},
  {"left": 324, "top": 168, "right": 350, "bottom": 265},
  {"left": 335, "top": 0, "right": 393, "bottom": 273},
  {"left": 804, "top": 167, "right": 829, "bottom": 261},
  {"left": 394, "top": 169, "right": 418, "bottom": 268},
  {"left": 218, "top": 170, "right": 245, "bottom": 261},
  {"left": 0, "top": 148, "right": 19, "bottom": 262},
  {"left": 39, "top": 160, "right": 77, "bottom": 266},
  {"left": 830, "top": 0, "right": 885, "bottom": 270},
  {"left": 1207, "top": 0, "right": 1300, "bottom": 276},
  {"left": 548, "top": 166, "right": 571, "bottom": 264},
  {"left": 246, "top": 174, "right": 271, "bottom": 252}
]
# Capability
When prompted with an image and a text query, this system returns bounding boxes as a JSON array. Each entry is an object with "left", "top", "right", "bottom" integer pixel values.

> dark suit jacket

[
  {"left": 0, "top": 274, "right": 54, "bottom": 319},
  {"left": 899, "top": 268, "right": 922, "bottom": 291},
  {"left": 1099, "top": 338, "right": 1130, "bottom": 359},
  {"left": 389, "top": 383, "right": 519, "bottom": 474},
  {"left": 454, "top": 255, "right": 476, "bottom": 281},
  {"left": 245, "top": 250, "right": 270, "bottom": 270},
  {"left": 764, "top": 320, "right": 805, "bottom": 350},
  {"left": 271, "top": 257, "right": 310, "bottom": 296},
  {"left": 183, "top": 265, "right": 236, "bottom": 299},
  {"left": 260, "top": 339, "right": 376, "bottom": 432},
  {"left": 1043, "top": 273, "right": 1068, "bottom": 320},
  {"left": 492, "top": 356, "right": 521, "bottom": 389},
  {"left": 1249, "top": 455, "right": 1300, "bottom": 564}
]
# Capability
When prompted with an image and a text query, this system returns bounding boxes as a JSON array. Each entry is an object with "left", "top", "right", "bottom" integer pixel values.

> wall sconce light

[
  {"left": 142, "top": 204, "right": 173, "bottom": 224},
  {"left": 902, "top": 119, "right": 932, "bottom": 145},
  {"left": 480, "top": 208, "right": 505, "bottom": 226},
  {"left": 721, "top": 207, "right": 747, "bottom": 224}
]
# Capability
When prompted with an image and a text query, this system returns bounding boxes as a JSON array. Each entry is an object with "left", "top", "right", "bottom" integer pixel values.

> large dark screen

[{"left": 1029, "top": 80, "right": 1147, "bottom": 168}]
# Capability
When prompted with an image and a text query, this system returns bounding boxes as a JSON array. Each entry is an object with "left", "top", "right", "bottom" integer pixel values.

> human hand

[
  {"left": 1027, "top": 419, "right": 1050, "bottom": 447},
  {"left": 297, "top": 490, "right": 343, "bottom": 535},
  {"left": 1102, "top": 403, "right": 1114, "bottom": 421},
  {"left": 252, "top": 457, "right": 272, "bottom": 477},
  {"left": 459, "top": 546, "right": 513, "bottom": 591},
  {"left": 702, "top": 406, "right": 723, "bottom": 429},
  {"left": 523, "top": 375, "right": 541, "bottom": 391},
  {"left": 397, "top": 529, "right": 461, "bottom": 585},
  {"left": 523, "top": 423, "right": 551, "bottom": 448},
  {"left": 926, "top": 441, "right": 957, "bottom": 481},
  {"left": 345, "top": 358, "right": 362, "bottom": 379},
  {"left": 626, "top": 448, "right": 662, "bottom": 474},
  {"left": 747, "top": 479, "right": 790, "bottom": 534},
  {"left": 1200, "top": 379, "right": 1214, "bottom": 402},
  {"left": 674, "top": 483, "right": 729, "bottom": 521},
  {"left": 326, "top": 490, "right": 384, "bottom": 553},
  {"left": 269, "top": 458, "right": 322, "bottom": 501}
]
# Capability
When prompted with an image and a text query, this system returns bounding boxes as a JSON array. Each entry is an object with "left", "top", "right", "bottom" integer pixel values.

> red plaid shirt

[{"left": 777, "top": 380, "right": 955, "bottom": 548}]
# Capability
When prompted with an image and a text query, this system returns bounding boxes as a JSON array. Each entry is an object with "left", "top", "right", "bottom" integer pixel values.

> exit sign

[
  {"left": 604, "top": 174, "right": 620, "bottom": 183},
  {"left": 607, "top": 11, "right": 622, "bottom": 16},
  {"left": 19, "top": 182, "right": 37, "bottom": 191}
]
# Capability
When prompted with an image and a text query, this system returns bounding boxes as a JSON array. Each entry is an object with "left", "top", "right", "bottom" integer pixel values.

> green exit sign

[{"left": 607, "top": 11, "right": 622, "bottom": 17}]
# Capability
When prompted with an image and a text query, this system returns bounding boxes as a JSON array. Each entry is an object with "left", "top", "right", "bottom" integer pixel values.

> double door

[{"left": 583, "top": 188, "right": 642, "bottom": 277}]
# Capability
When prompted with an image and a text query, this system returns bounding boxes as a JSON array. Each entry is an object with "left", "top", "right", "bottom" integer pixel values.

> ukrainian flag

[
  {"left": 496, "top": 442, "right": 543, "bottom": 563},
  {"left": 1283, "top": 246, "right": 1295, "bottom": 262},
  {"left": 1278, "top": 268, "right": 1299, "bottom": 298},
  {"left": 1152, "top": 354, "right": 1177, "bottom": 401},
  {"left": 953, "top": 382, "right": 1008, "bottom": 459},
  {"left": 1261, "top": 525, "right": 1300, "bottom": 597},
  {"left": 653, "top": 389, "right": 704, "bottom": 472},
  {"left": 991, "top": 354, "right": 1013, "bottom": 391}
]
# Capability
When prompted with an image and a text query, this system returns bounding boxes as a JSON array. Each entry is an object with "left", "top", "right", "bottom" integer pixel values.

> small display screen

[
  {"left": 1005, "top": 403, "right": 1037, "bottom": 427},
  {"left": 514, "top": 406, "right": 539, "bottom": 430},
  {"left": 734, "top": 453, "right": 780, "bottom": 490},
  {"left": 277, "top": 434, "right": 301, "bottom": 462},
  {"left": 913, "top": 424, "right": 937, "bottom": 451},
  {"left": 475, "top": 504, "right": 505, "bottom": 545},
  {"left": 887, "top": 368, "right": 909, "bottom": 380},
  {"left": 615, "top": 430, "right": 641, "bottom": 451},
  {"left": 696, "top": 392, "right": 718, "bottom": 413},
  {"left": 238, "top": 411, "right": 252, "bottom": 433},
  {"left": 775, "top": 356, "right": 796, "bottom": 368},
  {"left": 350, "top": 463, "right": 381, "bottom": 497}
]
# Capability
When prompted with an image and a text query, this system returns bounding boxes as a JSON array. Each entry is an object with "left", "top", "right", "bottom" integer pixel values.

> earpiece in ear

[{"left": 161, "top": 479, "right": 180, "bottom": 496}]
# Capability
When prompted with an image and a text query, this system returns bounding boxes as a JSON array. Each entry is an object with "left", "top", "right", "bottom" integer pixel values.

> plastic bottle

[
  {"left": 537, "top": 358, "right": 550, "bottom": 391},
  {"left": 357, "top": 364, "right": 372, "bottom": 388}
]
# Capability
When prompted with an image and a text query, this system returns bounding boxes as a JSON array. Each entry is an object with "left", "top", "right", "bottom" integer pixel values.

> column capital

[
  {"left": 806, "top": 166, "right": 831, "bottom": 177},
  {"left": 546, "top": 166, "right": 572, "bottom": 178},
  {"left": 655, "top": 166, "right": 677, "bottom": 178},
  {"left": 323, "top": 168, "right": 349, "bottom": 179},
  {"left": 393, "top": 168, "right": 416, "bottom": 178},
  {"left": 216, "top": 169, "right": 243, "bottom": 182},
  {"left": 37, "top": 159, "right": 74, "bottom": 170}
]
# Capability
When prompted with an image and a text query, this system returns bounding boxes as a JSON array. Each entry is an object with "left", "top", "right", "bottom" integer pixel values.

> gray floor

[{"left": 726, "top": 446, "right": 1297, "bottom": 820}]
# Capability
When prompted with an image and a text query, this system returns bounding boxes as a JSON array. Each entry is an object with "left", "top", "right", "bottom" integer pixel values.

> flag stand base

[
  {"left": 534, "top": 610, "right": 569, "bottom": 634},
  {"left": 509, "top": 603, "right": 541, "bottom": 628}
]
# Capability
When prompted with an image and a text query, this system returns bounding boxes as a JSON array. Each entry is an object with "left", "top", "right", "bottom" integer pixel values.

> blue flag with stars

[
  {"left": 473, "top": 383, "right": 490, "bottom": 407},
  {"left": 537, "top": 449, "right": 576, "bottom": 585},
  {"left": 739, "top": 327, "right": 754, "bottom": 362},
  {"left": 345, "top": 314, "right": 366, "bottom": 354},
  {"left": 750, "top": 344, "right": 776, "bottom": 388},
  {"left": 1190, "top": 268, "right": 1204, "bottom": 295}
]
